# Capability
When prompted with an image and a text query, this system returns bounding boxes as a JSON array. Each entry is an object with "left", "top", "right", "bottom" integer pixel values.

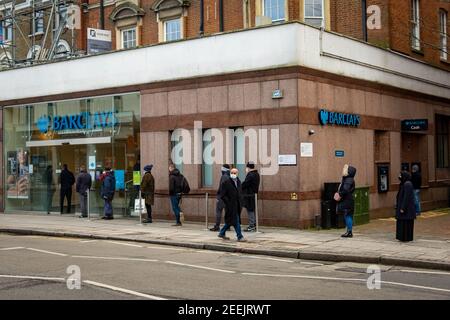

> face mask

[
  {"left": 246, "top": 168, "right": 250, "bottom": 173},
  {"left": 230, "top": 174, "right": 237, "bottom": 179}
]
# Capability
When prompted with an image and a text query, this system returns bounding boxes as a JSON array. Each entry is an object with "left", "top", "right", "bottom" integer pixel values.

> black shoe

[
  {"left": 103, "top": 216, "right": 113, "bottom": 220},
  {"left": 79, "top": 216, "right": 87, "bottom": 218},
  {"left": 218, "top": 234, "right": 230, "bottom": 240},
  {"left": 172, "top": 223, "right": 182, "bottom": 226},
  {"left": 341, "top": 231, "right": 353, "bottom": 238},
  {"left": 209, "top": 226, "right": 220, "bottom": 232},
  {"left": 244, "top": 226, "right": 256, "bottom": 232}
]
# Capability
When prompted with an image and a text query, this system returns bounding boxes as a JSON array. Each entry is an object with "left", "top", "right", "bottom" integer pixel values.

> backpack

[{"left": 181, "top": 175, "right": 190, "bottom": 194}]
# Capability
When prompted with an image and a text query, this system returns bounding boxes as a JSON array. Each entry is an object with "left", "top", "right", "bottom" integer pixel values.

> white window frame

[
  {"left": 440, "top": 10, "right": 448, "bottom": 61},
  {"left": 411, "top": 0, "right": 421, "bottom": 51},
  {"left": 1, "top": 9, "right": 13, "bottom": 43},
  {"left": 32, "top": 10, "right": 44, "bottom": 35},
  {"left": 304, "top": 0, "right": 324, "bottom": 28},
  {"left": 121, "top": 27, "right": 137, "bottom": 49},
  {"left": 54, "top": 4, "right": 68, "bottom": 31},
  {"left": 263, "top": 0, "right": 286, "bottom": 23},
  {"left": 164, "top": 18, "right": 181, "bottom": 42}
]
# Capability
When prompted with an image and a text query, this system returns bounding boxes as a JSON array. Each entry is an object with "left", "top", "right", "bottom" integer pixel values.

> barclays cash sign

[
  {"left": 36, "top": 111, "right": 119, "bottom": 134},
  {"left": 319, "top": 109, "right": 361, "bottom": 127}
]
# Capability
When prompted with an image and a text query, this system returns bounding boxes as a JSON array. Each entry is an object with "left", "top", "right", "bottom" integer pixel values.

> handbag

[{"left": 333, "top": 183, "right": 342, "bottom": 201}]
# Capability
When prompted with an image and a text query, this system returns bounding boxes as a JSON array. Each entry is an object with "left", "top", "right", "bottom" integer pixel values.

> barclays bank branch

[{"left": 2, "top": 93, "right": 141, "bottom": 215}]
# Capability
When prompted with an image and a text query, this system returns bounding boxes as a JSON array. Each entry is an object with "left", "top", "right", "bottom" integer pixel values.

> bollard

[
  {"left": 139, "top": 190, "right": 143, "bottom": 225},
  {"left": 255, "top": 193, "right": 259, "bottom": 233},
  {"left": 205, "top": 193, "right": 209, "bottom": 230},
  {"left": 87, "top": 189, "right": 90, "bottom": 220}
]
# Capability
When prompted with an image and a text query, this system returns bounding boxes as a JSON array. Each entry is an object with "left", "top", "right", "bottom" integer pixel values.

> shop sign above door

[
  {"left": 401, "top": 119, "right": 428, "bottom": 131},
  {"left": 319, "top": 109, "right": 361, "bottom": 127},
  {"left": 36, "top": 111, "right": 119, "bottom": 134}
]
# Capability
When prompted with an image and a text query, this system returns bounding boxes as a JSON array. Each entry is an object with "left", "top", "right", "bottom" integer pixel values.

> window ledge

[
  {"left": 411, "top": 48, "right": 424, "bottom": 56},
  {"left": 440, "top": 58, "right": 450, "bottom": 66},
  {"left": 28, "top": 32, "right": 44, "bottom": 37}
]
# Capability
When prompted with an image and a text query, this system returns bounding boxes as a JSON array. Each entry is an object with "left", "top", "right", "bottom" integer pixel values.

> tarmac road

[{"left": 0, "top": 234, "right": 449, "bottom": 300}]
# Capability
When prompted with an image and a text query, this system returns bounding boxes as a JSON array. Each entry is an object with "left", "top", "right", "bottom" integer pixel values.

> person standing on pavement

[
  {"left": 141, "top": 164, "right": 155, "bottom": 223},
  {"left": 242, "top": 161, "right": 260, "bottom": 232},
  {"left": 59, "top": 164, "right": 75, "bottom": 214},
  {"left": 169, "top": 164, "right": 184, "bottom": 226},
  {"left": 218, "top": 168, "right": 246, "bottom": 242},
  {"left": 76, "top": 165, "right": 92, "bottom": 218},
  {"left": 335, "top": 164, "right": 357, "bottom": 238},
  {"left": 396, "top": 171, "right": 416, "bottom": 242},
  {"left": 44, "top": 165, "right": 55, "bottom": 214},
  {"left": 411, "top": 165, "right": 422, "bottom": 216},
  {"left": 129, "top": 156, "right": 141, "bottom": 210},
  {"left": 101, "top": 167, "right": 116, "bottom": 220},
  {"left": 210, "top": 164, "right": 231, "bottom": 231}
]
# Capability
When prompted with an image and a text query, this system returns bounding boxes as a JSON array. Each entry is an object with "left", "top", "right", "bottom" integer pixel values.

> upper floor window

[
  {"left": 54, "top": 5, "right": 68, "bottom": 31},
  {"left": 121, "top": 27, "right": 136, "bottom": 49},
  {"left": 411, "top": 0, "right": 421, "bottom": 51},
  {"left": 263, "top": 0, "right": 285, "bottom": 22},
  {"left": 440, "top": 10, "right": 448, "bottom": 61},
  {"left": 1, "top": 9, "right": 13, "bottom": 42},
  {"left": 31, "top": 10, "right": 44, "bottom": 35},
  {"left": 436, "top": 114, "right": 449, "bottom": 169},
  {"left": 164, "top": 18, "right": 181, "bottom": 42},
  {"left": 304, "top": 0, "right": 324, "bottom": 27}
]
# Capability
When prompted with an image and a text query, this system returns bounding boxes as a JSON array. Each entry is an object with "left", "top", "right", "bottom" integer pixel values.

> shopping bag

[{"left": 134, "top": 199, "right": 147, "bottom": 214}]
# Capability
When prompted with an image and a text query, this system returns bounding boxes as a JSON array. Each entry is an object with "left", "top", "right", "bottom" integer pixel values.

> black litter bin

[{"left": 321, "top": 200, "right": 333, "bottom": 229}]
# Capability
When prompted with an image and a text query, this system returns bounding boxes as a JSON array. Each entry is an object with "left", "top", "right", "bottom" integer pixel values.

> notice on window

[
  {"left": 300, "top": 143, "right": 313, "bottom": 157},
  {"left": 133, "top": 171, "right": 141, "bottom": 186}
]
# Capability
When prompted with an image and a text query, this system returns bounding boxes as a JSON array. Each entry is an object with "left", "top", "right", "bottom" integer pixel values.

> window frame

[
  {"left": 54, "top": 4, "right": 68, "bottom": 31},
  {"left": 304, "top": 0, "right": 325, "bottom": 28},
  {"left": 440, "top": 10, "right": 448, "bottom": 61},
  {"left": 263, "top": 0, "right": 286, "bottom": 23},
  {"left": 121, "top": 27, "right": 137, "bottom": 49},
  {"left": 411, "top": 0, "right": 421, "bottom": 51},
  {"left": 436, "top": 114, "right": 449, "bottom": 169},
  {"left": 164, "top": 18, "right": 181, "bottom": 42},
  {"left": 31, "top": 10, "right": 44, "bottom": 35},
  {"left": 1, "top": 9, "right": 13, "bottom": 42},
  {"left": 202, "top": 129, "right": 213, "bottom": 188}
]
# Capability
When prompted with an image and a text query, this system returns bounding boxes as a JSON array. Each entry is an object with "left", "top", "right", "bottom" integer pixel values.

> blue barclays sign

[
  {"left": 36, "top": 111, "right": 119, "bottom": 134},
  {"left": 319, "top": 109, "right": 361, "bottom": 127}
]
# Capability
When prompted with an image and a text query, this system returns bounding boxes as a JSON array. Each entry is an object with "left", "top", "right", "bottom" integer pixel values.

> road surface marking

[
  {"left": 165, "top": 261, "right": 236, "bottom": 274},
  {"left": 106, "top": 241, "right": 143, "bottom": 248},
  {"left": 230, "top": 254, "right": 294, "bottom": 263},
  {"left": 80, "top": 240, "right": 98, "bottom": 243},
  {"left": 395, "top": 269, "right": 450, "bottom": 276},
  {"left": 146, "top": 246, "right": 185, "bottom": 251},
  {"left": 26, "top": 248, "right": 68, "bottom": 257},
  {"left": 299, "top": 261, "right": 325, "bottom": 266},
  {"left": 0, "top": 274, "right": 65, "bottom": 282},
  {"left": 0, "top": 247, "right": 24, "bottom": 251},
  {"left": 83, "top": 280, "right": 167, "bottom": 300},
  {"left": 72, "top": 255, "right": 158, "bottom": 262},
  {"left": 242, "top": 273, "right": 450, "bottom": 293}
]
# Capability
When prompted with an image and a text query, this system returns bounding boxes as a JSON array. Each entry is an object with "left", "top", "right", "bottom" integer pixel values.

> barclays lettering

[
  {"left": 319, "top": 109, "right": 361, "bottom": 127},
  {"left": 37, "top": 111, "right": 119, "bottom": 133}
]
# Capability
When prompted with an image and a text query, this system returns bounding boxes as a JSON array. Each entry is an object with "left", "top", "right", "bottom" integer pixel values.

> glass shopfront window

[{"left": 3, "top": 92, "right": 140, "bottom": 216}]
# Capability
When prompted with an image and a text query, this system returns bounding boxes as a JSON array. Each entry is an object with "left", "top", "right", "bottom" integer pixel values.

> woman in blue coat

[{"left": 396, "top": 171, "right": 416, "bottom": 242}]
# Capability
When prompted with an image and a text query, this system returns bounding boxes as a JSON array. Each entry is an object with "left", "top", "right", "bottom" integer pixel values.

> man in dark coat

[
  {"left": 218, "top": 168, "right": 246, "bottom": 242},
  {"left": 242, "top": 161, "right": 260, "bottom": 232},
  {"left": 100, "top": 167, "right": 116, "bottom": 220},
  {"left": 411, "top": 164, "right": 422, "bottom": 216},
  {"left": 210, "top": 164, "right": 231, "bottom": 231},
  {"left": 59, "top": 164, "right": 75, "bottom": 214},
  {"left": 169, "top": 164, "right": 184, "bottom": 226},
  {"left": 76, "top": 165, "right": 92, "bottom": 218},
  {"left": 396, "top": 171, "right": 416, "bottom": 242},
  {"left": 335, "top": 164, "right": 357, "bottom": 238},
  {"left": 141, "top": 164, "right": 155, "bottom": 223}
]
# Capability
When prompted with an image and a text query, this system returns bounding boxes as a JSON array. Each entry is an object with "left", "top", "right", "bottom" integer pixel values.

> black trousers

[
  {"left": 60, "top": 188, "right": 72, "bottom": 213},
  {"left": 145, "top": 204, "right": 152, "bottom": 220}
]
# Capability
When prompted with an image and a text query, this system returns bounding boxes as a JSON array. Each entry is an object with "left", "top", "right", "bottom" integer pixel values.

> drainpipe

[
  {"left": 219, "top": 0, "right": 224, "bottom": 32},
  {"left": 199, "top": 0, "right": 204, "bottom": 36},
  {"left": 100, "top": 0, "right": 105, "bottom": 30},
  {"left": 362, "top": 0, "right": 367, "bottom": 42}
]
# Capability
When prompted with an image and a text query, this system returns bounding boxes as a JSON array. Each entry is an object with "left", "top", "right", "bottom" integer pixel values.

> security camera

[{"left": 308, "top": 129, "right": 315, "bottom": 135}]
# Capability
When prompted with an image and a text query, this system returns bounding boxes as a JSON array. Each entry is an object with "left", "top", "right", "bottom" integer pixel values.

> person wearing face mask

[
  {"left": 210, "top": 164, "right": 231, "bottom": 231},
  {"left": 218, "top": 168, "right": 246, "bottom": 242},
  {"left": 395, "top": 171, "right": 416, "bottom": 242},
  {"left": 242, "top": 161, "right": 260, "bottom": 232}
]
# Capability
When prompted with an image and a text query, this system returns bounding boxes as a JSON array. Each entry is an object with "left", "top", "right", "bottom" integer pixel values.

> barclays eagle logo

[
  {"left": 37, "top": 115, "right": 50, "bottom": 133},
  {"left": 319, "top": 109, "right": 329, "bottom": 125}
]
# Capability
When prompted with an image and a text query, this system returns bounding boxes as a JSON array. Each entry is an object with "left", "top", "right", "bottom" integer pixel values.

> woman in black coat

[
  {"left": 336, "top": 164, "right": 357, "bottom": 238},
  {"left": 396, "top": 171, "right": 416, "bottom": 242}
]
